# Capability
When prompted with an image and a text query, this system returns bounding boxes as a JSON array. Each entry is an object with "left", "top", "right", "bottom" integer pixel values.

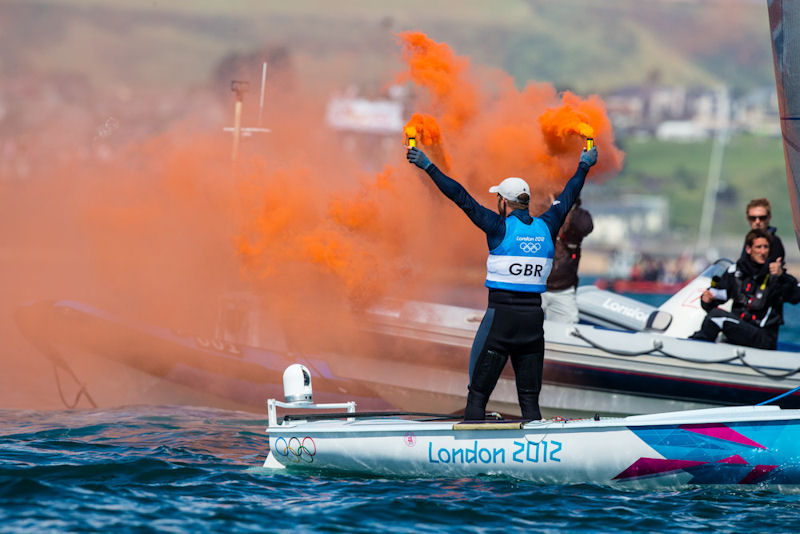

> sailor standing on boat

[
  {"left": 690, "top": 228, "right": 800, "bottom": 350},
  {"left": 407, "top": 145, "right": 598, "bottom": 420}
]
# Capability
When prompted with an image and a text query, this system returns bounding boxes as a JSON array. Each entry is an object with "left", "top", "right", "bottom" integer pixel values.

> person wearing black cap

[{"left": 406, "top": 145, "right": 597, "bottom": 420}]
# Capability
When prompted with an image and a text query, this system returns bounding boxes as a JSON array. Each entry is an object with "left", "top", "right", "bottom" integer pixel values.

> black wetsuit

[
  {"left": 421, "top": 162, "right": 591, "bottom": 420},
  {"left": 690, "top": 256, "right": 800, "bottom": 349}
]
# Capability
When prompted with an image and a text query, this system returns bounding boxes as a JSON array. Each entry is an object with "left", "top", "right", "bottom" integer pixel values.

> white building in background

[
  {"left": 604, "top": 85, "right": 781, "bottom": 139},
  {"left": 584, "top": 194, "right": 670, "bottom": 248},
  {"left": 325, "top": 97, "right": 404, "bottom": 135},
  {"left": 323, "top": 85, "right": 408, "bottom": 171},
  {"left": 655, "top": 120, "right": 708, "bottom": 141}
]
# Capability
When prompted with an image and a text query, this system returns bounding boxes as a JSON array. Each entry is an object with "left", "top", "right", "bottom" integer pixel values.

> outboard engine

[{"left": 283, "top": 364, "right": 313, "bottom": 404}]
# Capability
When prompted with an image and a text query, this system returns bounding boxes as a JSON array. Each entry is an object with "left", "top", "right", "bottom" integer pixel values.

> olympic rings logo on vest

[{"left": 519, "top": 241, "right": 541, "bottom": 254}]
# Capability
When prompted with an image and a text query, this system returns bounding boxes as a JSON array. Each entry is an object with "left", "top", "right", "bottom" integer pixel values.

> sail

[{"left": 768, "top": 0, "right": 800, "bottom": 252}]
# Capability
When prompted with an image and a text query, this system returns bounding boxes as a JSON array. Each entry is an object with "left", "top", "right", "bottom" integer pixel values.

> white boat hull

[{"left": 266, "top": 405, "right": 800, "bottom": 489}]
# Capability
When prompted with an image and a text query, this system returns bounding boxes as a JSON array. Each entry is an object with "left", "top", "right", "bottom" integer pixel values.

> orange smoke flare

[
  {"left": 577, "top": 122, "right": 595, "bottom": 138},
  {"left": 404, "top": 113, "right": 443, "bottom": 146},
  {"left": 398, "top": 31, "right": 478, "bottom": 132},
  {"left": 400, "top": 33, "right": 623, "bottom": 202},
  {"left": 404, "top": 113, "right": 451, "bottom": 171},
  {"left": 539, "top": 96, "right": 597, "bottom": 155}
]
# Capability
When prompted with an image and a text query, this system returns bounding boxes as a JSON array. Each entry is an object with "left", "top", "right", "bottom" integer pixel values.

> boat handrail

[
  {"left": 453, "top": 421, "right": 524, "bottom": 431},
  {"left": 267, "top": 398, "right": 356, "bottom": 427},
  {"left": 281, "top": 411, "right": 460, "bottom": 423}
]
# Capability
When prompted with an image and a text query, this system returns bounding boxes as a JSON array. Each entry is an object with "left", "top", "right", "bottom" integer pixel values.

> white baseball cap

[{"left": 489, "top": 177, "right": 530, "bottom": 202}]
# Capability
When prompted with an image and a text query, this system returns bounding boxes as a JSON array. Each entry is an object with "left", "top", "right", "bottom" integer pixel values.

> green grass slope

[
  {"left": 602, "top": 135, "right": 790, "bottom": 239},
  {"left": 1, "top": 0, "right": 776, "bottom": 94}
]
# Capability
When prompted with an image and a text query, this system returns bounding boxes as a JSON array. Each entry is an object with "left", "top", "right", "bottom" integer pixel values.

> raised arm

[
  {"left": 407, "top": 147, "right": 504, "bottom": 235},
  {"left": 539, "top": 148, "right": 597, "bottom": 239}
]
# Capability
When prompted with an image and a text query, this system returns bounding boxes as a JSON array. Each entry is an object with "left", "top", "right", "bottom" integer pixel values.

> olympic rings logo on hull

[
  {"left": 519, "top": 242, "right": 541, "bottom": 254},
  {"left": 272, "top": 436, "right": 317, "bottom": 463}
]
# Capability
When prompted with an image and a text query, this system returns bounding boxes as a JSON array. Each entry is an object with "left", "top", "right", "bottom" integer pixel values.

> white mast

[
  {"left": 258, "top": 62, "right": 268, "bottom": 127},
  {"left": 696, "top": 87, "right": 730, "bottom": 261},
  {"left": 224, "top": 62, "right": 271, "bottom": 162}
]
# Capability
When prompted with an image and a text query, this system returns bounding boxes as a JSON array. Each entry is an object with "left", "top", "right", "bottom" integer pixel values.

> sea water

[
  {"left": 5, "top": 296, "right": 800, "bottom": 531},
  {"left": 2, "top": 406, "right": 800, "bottom": 533}
]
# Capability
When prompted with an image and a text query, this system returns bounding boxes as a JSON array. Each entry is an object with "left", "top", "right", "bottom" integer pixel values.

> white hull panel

[{"left": 266, "top": 405, "right": 800, "bottom": 489}]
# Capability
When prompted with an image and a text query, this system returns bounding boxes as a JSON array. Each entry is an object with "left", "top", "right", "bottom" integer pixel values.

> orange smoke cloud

[
  {"left": 237, "top": 31, "right": 626, "bottom": 313},
  {"left": 540, "top": 108, "right": 594, "bottom": 145},
  {"left": 404, "top": 113, "right": 451, "bottom": 171},
  {"left": 398, "top": 31, "right": 478, "bottom": 131},
  {"left": 404, "top": 112, "right": 443, "bottom": 147},
  {"left": 237, "top": 163, "right": 414, "bottom": 308},
  {"left": 396, "top": 32, "right": 623, "bottom": 210},
  {"left": 539, "top": 92, "right": 601, "bottom": 155},
  {"left": 3, "top": 27, "right": 628, "bottom": 411}
]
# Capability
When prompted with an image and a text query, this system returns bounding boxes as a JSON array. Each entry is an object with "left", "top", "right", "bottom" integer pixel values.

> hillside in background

[
  {"left": 588, "top": 135, "right": 792, "bottom": 252},
  {"left": 0, "top": 0, "right": 790, "bottom": 243},
  {"left": 1, "top": 0, "right": 775, "bottom": 95}
]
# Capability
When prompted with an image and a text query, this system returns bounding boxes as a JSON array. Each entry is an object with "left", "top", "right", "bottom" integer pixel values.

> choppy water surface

[{"left": 2, "top": 406, "right": 800, "bottom": 533}]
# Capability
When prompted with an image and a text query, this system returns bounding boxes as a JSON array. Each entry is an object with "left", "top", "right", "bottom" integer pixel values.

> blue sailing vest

[{"left": 485, "top": 215, "right": 554, "bottom": 293}]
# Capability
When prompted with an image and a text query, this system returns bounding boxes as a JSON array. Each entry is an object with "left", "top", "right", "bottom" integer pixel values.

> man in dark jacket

[
  {"left": 690, "top": 228, "right": 800, "bottom": 350},
  {"left": 741, "top": 197, "right": 785, "bottom": 276},
  {"left": 542, "top": 197, "right": 593, "bottom": 323}
]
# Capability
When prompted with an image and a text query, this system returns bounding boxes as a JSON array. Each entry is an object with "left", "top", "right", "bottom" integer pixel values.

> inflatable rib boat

[{"left": 14, "top": 261, "right": 800, "bottom": 415}]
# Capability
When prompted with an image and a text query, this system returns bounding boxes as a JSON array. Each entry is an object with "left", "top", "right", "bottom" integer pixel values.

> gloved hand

[
  {"left": 580, "top": 146, "right": 598, "bottom": 167},
  {"left": 407, "top": 147, "right": 432, "bottom": 170}
]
